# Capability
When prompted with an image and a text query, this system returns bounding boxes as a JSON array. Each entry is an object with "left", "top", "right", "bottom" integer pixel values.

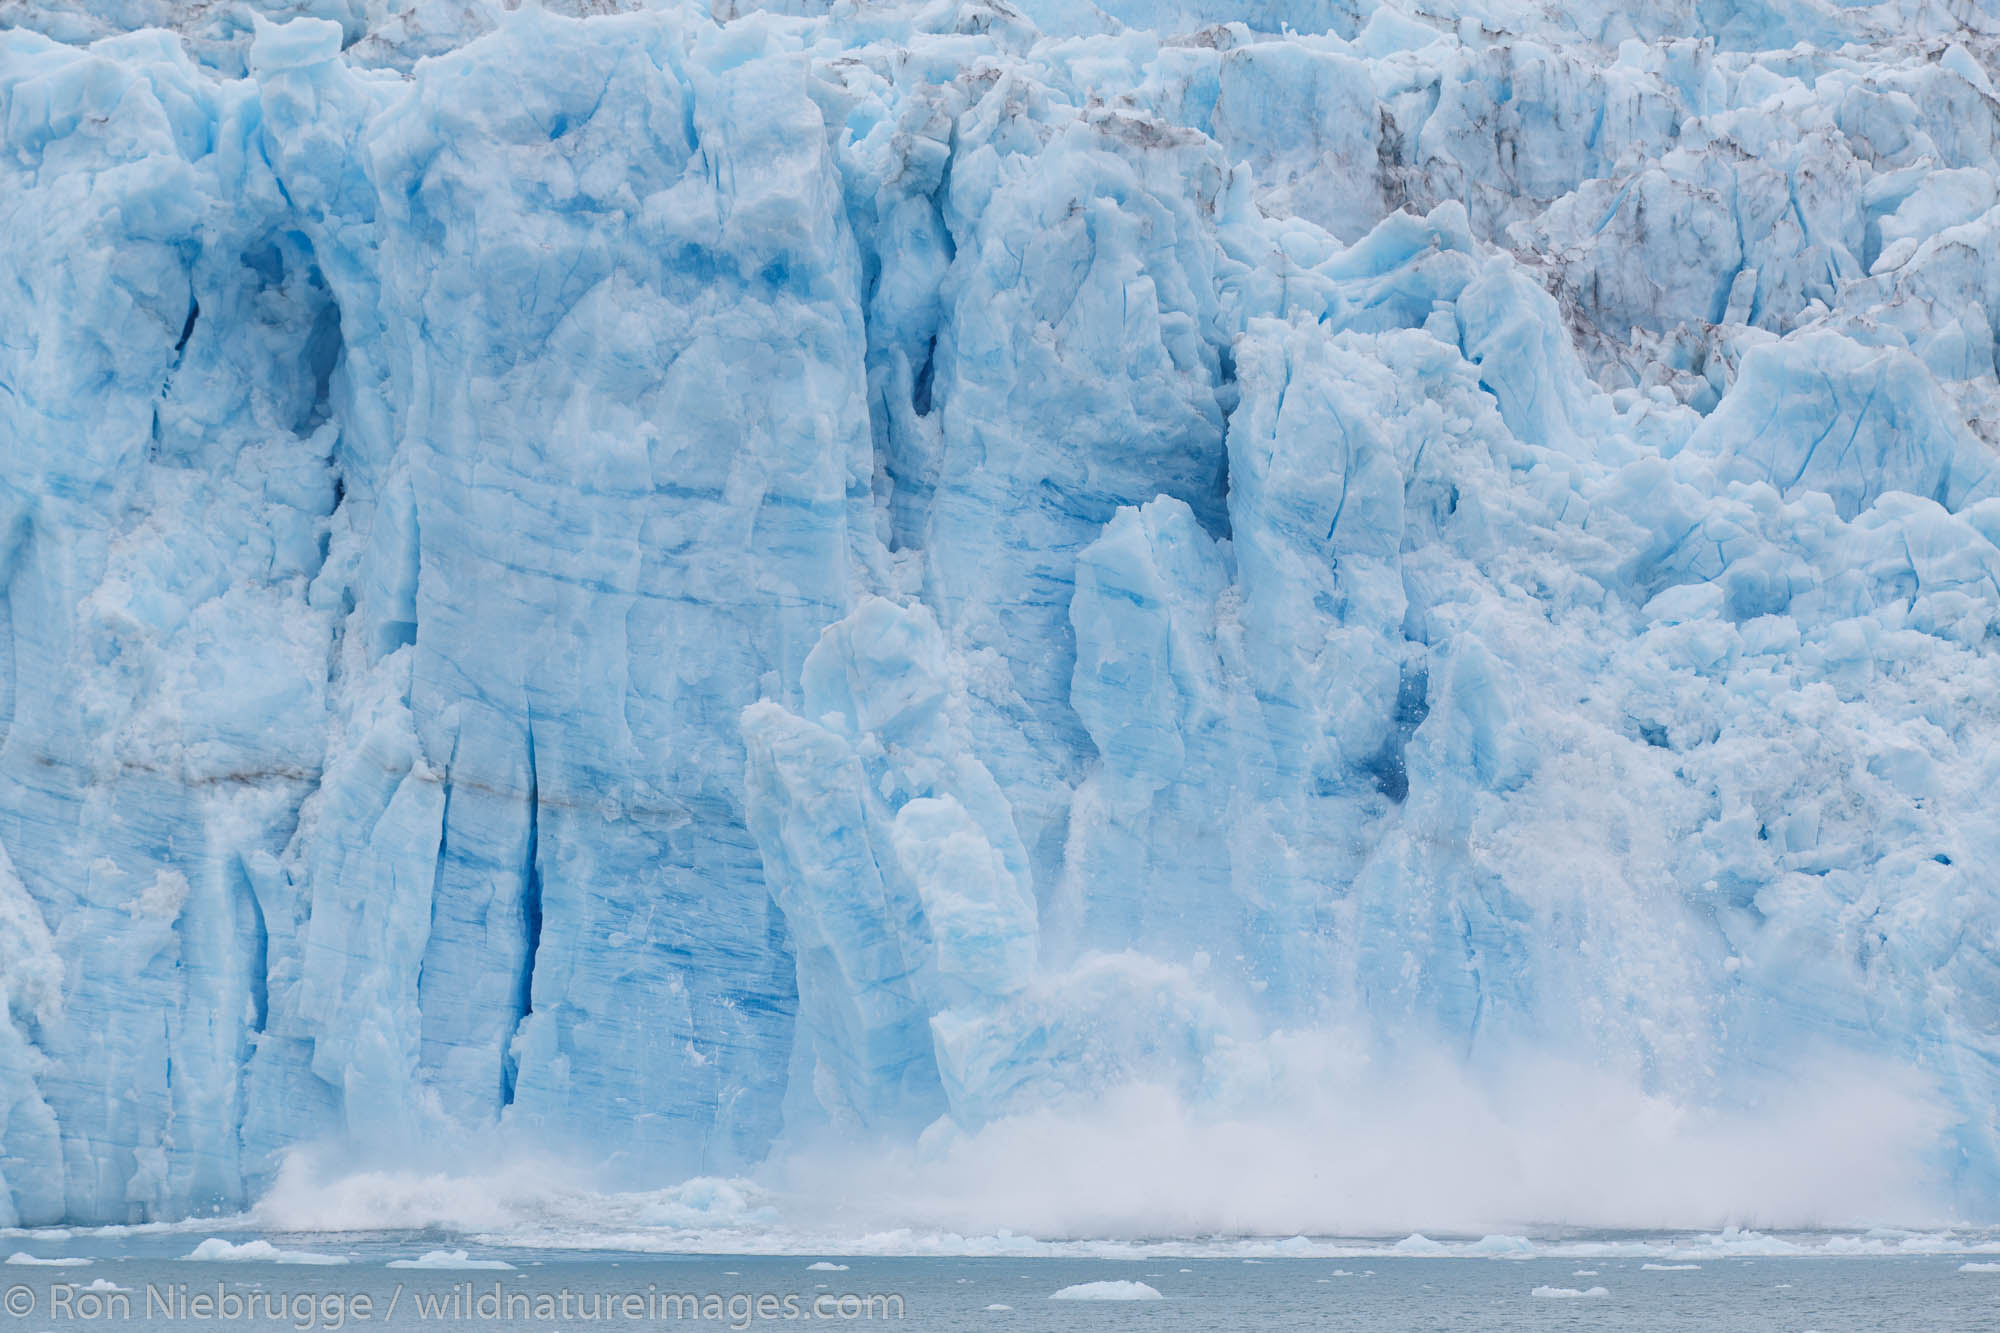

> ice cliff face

[{"left": 4, "top": 0, "right": 2000, "bottom": 1226}]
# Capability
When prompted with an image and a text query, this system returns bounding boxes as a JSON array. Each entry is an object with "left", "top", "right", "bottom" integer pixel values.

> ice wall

[{"left": 3, "top": 0, "right": 2000, "bottom": 1225}]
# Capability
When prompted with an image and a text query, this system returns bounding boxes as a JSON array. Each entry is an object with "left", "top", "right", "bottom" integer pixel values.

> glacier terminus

[{"left": 4, "top": 0, "right": 2000, "bottom": 1232}]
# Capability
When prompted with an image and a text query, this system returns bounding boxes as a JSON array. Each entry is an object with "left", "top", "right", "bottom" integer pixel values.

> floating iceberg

[
  {"left": 3, "top": 1253, "right": 88, "bottom": 1267},
  {"left": 1049, "top": 1281, "right": 1164, "bottom": 1301},
  {"left": 184, "top": 1239, "right": 348, "bottom": 1265},
  {"left": 386, "top": 1251, "right": 515, "bottom": 1271}
]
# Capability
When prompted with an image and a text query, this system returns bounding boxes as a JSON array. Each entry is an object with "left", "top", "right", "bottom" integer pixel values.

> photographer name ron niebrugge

[{"left": 4, "top": 1281, "right": 905, "bottom": 1329}]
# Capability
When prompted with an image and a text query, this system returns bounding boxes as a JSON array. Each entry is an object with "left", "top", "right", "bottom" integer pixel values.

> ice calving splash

[{"left": 1, "top": 0, "right": 2000, "bottom": 1232}]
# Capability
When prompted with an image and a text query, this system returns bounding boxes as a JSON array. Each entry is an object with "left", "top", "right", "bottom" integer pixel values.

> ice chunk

[
  {"left": 1690, "top": 331, "right": 1999, "bottom": 519},
  {"left": 1049, "top": 1281, "right": 1163, "bottom": 1300},
  {"left": 184, "top": 1239, "right": 347, "bottom": 1265},
  {"left": 386, "top": 1251, "right": 515, "bottom": 1270},
  {"left": 4, "top": 1253, "right": 88, "bottom": 1267}
]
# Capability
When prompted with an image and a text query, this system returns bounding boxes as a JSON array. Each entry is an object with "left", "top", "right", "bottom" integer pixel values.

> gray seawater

[{"left": 3, "top": 1237, "right": 1998, "bottom": 1332}]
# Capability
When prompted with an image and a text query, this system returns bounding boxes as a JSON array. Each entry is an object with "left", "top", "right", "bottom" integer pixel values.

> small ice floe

[
  {"left": 5, "top": 1254, "right": 89, "bottom": 1267},
  {"left": 1959, "top": 1262, "right": 2000, "bottom": 1272},
  {"left": 1572, "top": 1270, "right": 1598, "bottom": 1277},
  {"left": 1641, "top": 1263, "right": 1699, "bottom": 1271},
  {"left": 80, "top": 1280, "right": 130, "bottom": 1294},
  {"left": 387, "top": 1251, "right": 514, "bottom": 1270},
  {"left": 807, "top": 1262, "right": 849, "bottom": 1271},
  {"left": 1049, "top": 1281, "right": 1163, "bottom": 1301},
  {"left": 184, "top": 1239, "right": 347, "bottom": 1265},
  {"left": 984, "top": 1304, "right": 1012, "bottom": 1312},
  {"left": 1532, "top": 1285, "right": 1608, "bottom": 1298}
]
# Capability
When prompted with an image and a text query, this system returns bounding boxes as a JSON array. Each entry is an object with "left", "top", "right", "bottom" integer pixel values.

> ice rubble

[{"left": 2, "top": 0, "right": 2000, "bottom": 1226}]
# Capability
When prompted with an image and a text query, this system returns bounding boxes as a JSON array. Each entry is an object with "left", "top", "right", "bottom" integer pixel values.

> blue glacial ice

[{"left": 3, "top": 0, "right": 2000, "bottom": 1229}]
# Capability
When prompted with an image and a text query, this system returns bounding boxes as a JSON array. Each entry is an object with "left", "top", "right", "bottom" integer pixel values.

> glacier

[{"left": 2, "top": 0, "right": 2000, "bottom": 1229}]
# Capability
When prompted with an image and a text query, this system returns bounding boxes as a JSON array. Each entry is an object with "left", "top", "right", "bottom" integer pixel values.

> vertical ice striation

[
  {"left": 743, "top": 597, "right": 1036, "bottom": 1131},
  {"left": 3, "top": 0, "right": 2000, "bottom": 1223}
]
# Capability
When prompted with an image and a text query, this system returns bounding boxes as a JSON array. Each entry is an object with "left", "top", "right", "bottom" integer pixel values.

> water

[{"left": 4, "top": 1236, "right": 2000, "bottom": 1332}]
